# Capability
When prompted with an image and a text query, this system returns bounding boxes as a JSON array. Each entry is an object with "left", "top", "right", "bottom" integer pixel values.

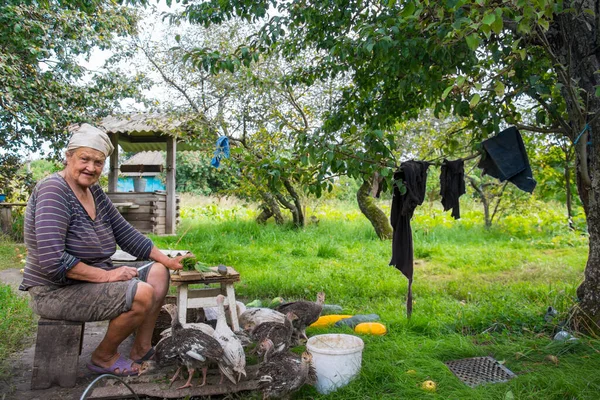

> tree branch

[{"left": 514, "top": 123, "right": 566, "bottom": 135}]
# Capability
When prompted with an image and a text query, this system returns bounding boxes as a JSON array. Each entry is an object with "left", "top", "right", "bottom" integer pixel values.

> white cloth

[{"left": 67, "top": 123, "right": 114, "bottom": 157}]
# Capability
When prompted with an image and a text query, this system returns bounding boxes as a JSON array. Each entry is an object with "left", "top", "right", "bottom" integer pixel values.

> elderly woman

[{"left": 19, "top": 123, "right": 184, "bottom": 376}]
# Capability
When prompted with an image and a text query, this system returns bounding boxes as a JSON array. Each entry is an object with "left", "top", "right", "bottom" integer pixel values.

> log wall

[{"left": 107, "top": 192, "right": 180, "bottom": 235}]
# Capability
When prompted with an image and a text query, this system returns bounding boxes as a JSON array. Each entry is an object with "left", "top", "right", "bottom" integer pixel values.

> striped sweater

[{"left": 19, "top": 174, "right": 153, "bottom": 290}]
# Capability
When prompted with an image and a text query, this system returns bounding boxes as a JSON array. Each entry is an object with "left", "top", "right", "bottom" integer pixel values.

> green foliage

[
  {"left": 181, "top": 256, "right": 197, "bottom": 270},
  {"left": 23, "top": 159, "right": 63, "bottom": 183},
  {"left": 321, "top": 176, "right": 363, "bottom": 202},
  {"left": 129, "top": 17, "right": 327, "bottom": 221},
  {"left": 176, "top": 151, "right": 238, "bottom": 196},
  {"left": 172, "top": 0, "right": 589, "bottom": 212},
  {"left": 0, "top": 1, "right": 148, "bottom": 196}
]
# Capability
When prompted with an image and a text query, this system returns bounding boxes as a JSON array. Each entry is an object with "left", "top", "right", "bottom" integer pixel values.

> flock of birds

[{"left": 138, "top": 292, "right": 326, "bottom": 399}]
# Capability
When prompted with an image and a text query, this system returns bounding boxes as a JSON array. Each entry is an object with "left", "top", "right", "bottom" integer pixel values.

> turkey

[
  {"left": 143, "top": 303, "right": 226, "bottom": 389},
  {"left": 239, "top": 307, "right": 287, "bottom": 332},
  {"left": 250, "top": 312, "right": 298, "bottom": 360},
  {"left": 213, "top": 294, "right": 247, "bottom": 383},
  {"left": 276, "top": 292, "right": 325, "bottom": 341},
  {"left": 257, "top": 346, "right": 316, "bottom": 399},
  {"left": 159, "top": 322, "right": 215, "bottom": 339}
]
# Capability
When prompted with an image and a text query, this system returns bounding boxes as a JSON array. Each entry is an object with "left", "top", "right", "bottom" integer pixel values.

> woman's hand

[
  {"left": 105, "top": 266, "right": 139, "bottom": 282},
  {"left": 163, "top": 255, "right": 185, "bottom": 271}
]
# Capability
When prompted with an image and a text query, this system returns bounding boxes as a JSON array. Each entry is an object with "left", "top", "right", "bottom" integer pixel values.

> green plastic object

[
  {"left": 334, "top": 313, "right": 380, "bottom": 328},
  {"left": 321, "top": 304, "right": 343, "bottom": 315},
  {"left": 268, "top": 297, "right": 285, "bottom": 308},
  {"left": 246, "top": 299, "right": 263, "bottom": 308}
]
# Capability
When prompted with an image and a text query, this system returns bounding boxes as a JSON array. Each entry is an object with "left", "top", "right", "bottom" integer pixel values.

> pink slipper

[{"left": 87, "top": 355, "right": 139, "bottom": 376}]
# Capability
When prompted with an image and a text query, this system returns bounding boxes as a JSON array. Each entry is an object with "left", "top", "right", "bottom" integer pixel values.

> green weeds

[
  {"left": 0, "top": 284, "right": 35, "bottom": 380},
  {"left": 1, "top": 197, "right": 597, "bottom": 398}
]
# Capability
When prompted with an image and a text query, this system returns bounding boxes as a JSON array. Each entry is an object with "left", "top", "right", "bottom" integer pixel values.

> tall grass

[
  {"left": 147, "top": 197, "right": 597, "bottom": 399},
  {"left": 0, "top": 284, "right": 35, "bottom": 380},
  {"left": 0, "top": 196, "right": 596, "bottom": 398}
]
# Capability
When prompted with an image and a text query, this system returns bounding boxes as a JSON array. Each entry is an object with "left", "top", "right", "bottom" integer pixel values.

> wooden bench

[{"left": 31, "top": 318, "right": 85, "bottom": 389}]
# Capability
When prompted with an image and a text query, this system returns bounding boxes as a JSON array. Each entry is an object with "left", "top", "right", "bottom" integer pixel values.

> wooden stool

[
  {"left": 171, "top": 267, "right": 241, "bottom": 331},
  {"left": 31, "top": 318, "right": 85, "bottom": 389}
]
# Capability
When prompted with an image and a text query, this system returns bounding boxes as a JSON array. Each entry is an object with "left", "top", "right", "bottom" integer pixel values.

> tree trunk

[
  {"left": 548, "top": 1, "right": 600, "bottom": 332},
  {"left": 272, "top": 179, "right": 305, "bottom": 228},
  {"left": 489, "top": 182, "right": 508, "bottom": 226},
  {"left": 468, "top": 177, "right": 492, "bottom": 229},
  {"left": 357, "top": 177, "right": 393, "bottom": 240},
  {"left": 257, "top": 191, "right": 284, "bottom": 225},
  {"left": 256, "top": 204, "right": 273, "bottom": 224},
  {"left": 574, "top": 126, "right": 599, "bottom": 332},
  {"left": 283, "top": 178, "right": 305, "bottom": 227}
]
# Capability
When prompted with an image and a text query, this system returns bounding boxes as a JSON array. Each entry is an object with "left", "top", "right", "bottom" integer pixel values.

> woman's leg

[
  {"left": 90, "top": 281, "right": 154, "bottom": 371},
  {"left": 129, "top": 263, "right": 170, "bottom": 362}
]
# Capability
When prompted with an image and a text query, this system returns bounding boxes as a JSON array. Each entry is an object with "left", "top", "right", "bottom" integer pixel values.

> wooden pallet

[{"left": 88, "top": 365, "right": 260, "bottom": 399}]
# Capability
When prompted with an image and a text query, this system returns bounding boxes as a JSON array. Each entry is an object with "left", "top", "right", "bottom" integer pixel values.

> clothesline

[
  {"left": 390, "top": 126, "right": 537, "bottom": 318},
  {"left": 423, "top": 151, "right": 481, "bottom": 168}
]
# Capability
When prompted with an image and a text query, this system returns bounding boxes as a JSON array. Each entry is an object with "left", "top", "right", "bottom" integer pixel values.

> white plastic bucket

[{"left": 306, "top": 334, "right": 364, "bottom": 394}]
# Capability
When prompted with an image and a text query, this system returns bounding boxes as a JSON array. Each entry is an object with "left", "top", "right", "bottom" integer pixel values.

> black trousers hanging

[{"left": 389, "top": 160, "right": 430, "bottom": 317}]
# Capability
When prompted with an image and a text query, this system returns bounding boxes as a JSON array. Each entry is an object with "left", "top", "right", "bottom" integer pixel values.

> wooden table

[{"left": 171, "top": 267, "right": 241, "bottom": 331}]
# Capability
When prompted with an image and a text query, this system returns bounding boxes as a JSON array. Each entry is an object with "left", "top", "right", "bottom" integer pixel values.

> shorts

[{"left": 28, "top": 261, "right": 155, "bottom": 322}]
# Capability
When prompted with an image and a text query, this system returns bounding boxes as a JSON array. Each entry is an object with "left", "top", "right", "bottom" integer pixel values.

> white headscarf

[{"left": 66, "top": 123, "right": 114, "bottom": 157}]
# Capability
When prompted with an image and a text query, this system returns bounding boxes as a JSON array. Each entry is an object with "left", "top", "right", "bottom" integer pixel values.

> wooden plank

[
  {"left": 108, "top": 133, "right": 119, "bottom": 192},
  {"left": 120, "top": 164, "right": 163, "bottom": 173},
  {"left": 88, "top": 366, "right": 260, "bottom": 399},
  {"left": 165, "top": 137, "right": 176, "bottom": 234},
  {"left": 119, "top": 206, "right": 161, "bottom": 215},
  {"left": 31, "top": 319, "right": 84, "bottom": 389},
  {"left": 128, "top": 221, "right": 159, "bottom": 233},
  {"left": 187, "top": 287, "right": 223, "bottom": 299},
  {"left": 0, "top": 202, "right": 27, "bottom": 207},
  {"left": 152, "top": 225, "right": 166, "bottom": 235},
  {"left": 171, "top": 267, "right": 240, "bottom": 284},
  {"left": 118, "top": 214, "right": 157, "bottom": 222},
  {"left": 120, "top": 211, "right": 166, "bottom": 220},
  {"left": 226, "top": 282, "right": 240, "bottom": 331},
  {"left": 107, "top": 193, "right": 163, "bottom": 203},
  {"left": 0, "top": 207, "right": 12, "bottom": 236}
]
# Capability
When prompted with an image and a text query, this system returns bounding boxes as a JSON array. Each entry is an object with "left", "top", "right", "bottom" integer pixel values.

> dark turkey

[
  {"left": 257, "top": 349, "right": 315, "bottom": 399},
  {"left": 276, "top": 292, "right": 325, "bottom": 341},
  {"left": 159, "top": 303, "right": 226, "bottom": 389},
  {"left": 250, "top": 312, "right": 297, "bottom": 361}
]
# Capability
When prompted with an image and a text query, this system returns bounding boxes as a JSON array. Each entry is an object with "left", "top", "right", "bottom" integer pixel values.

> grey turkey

[
  {"left": 239, "top": 307, "right": 287, "bottom": 332},
  {"left": 139, "top": 303, "right": 227, "bottom": 389},
  {"left": 250, "top": 312, "right": 298, "bottom": 361},
  {"left": 256, "top": 343, "right": 316, "bottom": 399},
  {"left": 276, "top": 292, "right": 325, "bottom": 341}
]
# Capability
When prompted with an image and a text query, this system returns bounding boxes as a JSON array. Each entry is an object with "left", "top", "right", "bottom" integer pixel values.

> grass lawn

[
  {"left": 0, "top": 238, "right": 35, "bottom": 381},
  {"left": 0, "top": 197, "right": 597, "bottom": 399}
]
